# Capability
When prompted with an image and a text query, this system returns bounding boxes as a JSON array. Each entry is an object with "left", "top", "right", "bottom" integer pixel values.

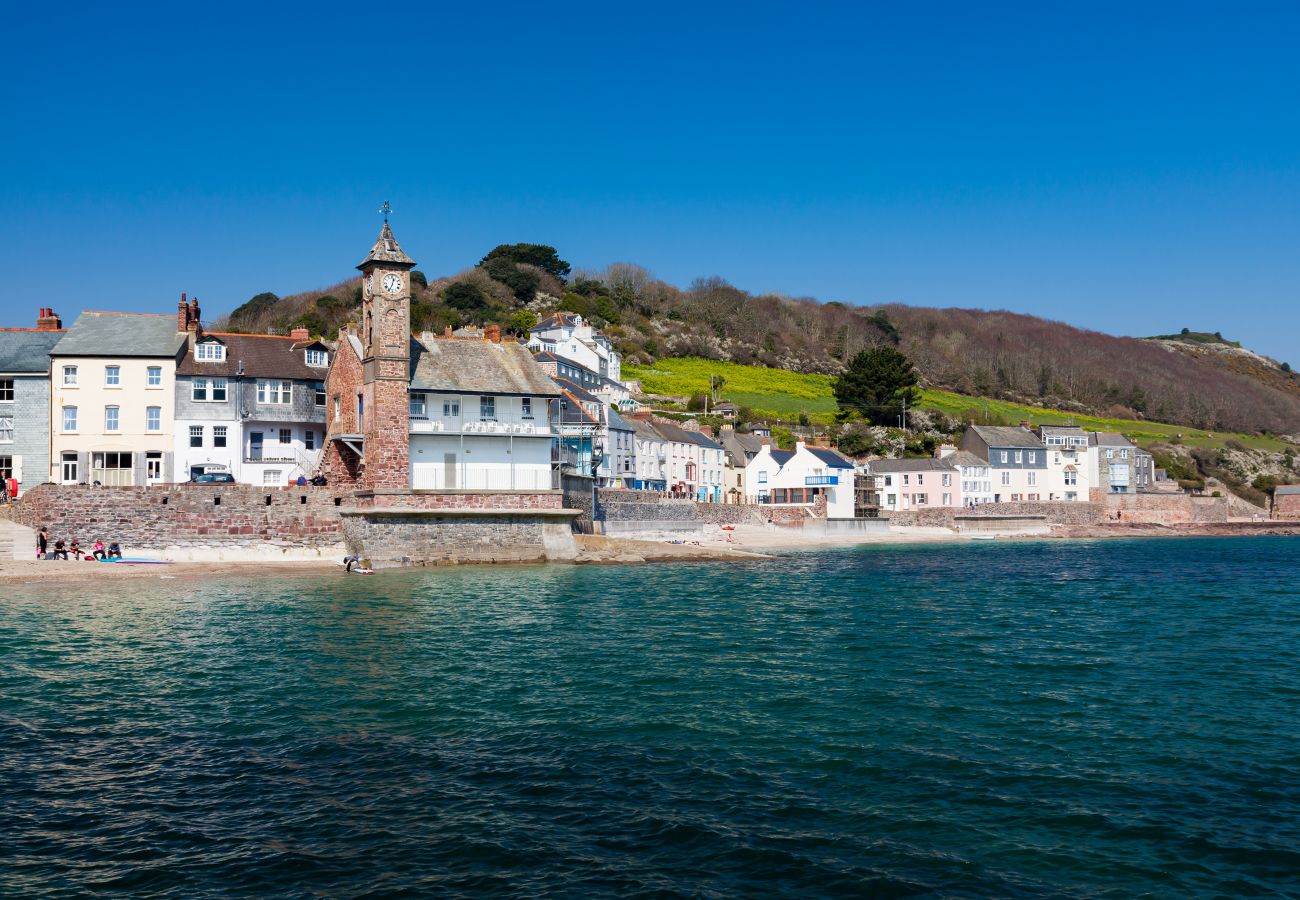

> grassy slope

[{"left": 624, "top": 357, "right": 1296, "bottom": 451}]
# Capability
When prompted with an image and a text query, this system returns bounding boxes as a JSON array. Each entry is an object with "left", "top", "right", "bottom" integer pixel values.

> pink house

[{"left": 868, "top": 458, "right": 963, "bottom": 510}]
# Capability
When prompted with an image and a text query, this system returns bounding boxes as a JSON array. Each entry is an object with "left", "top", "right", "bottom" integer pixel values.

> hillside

[{"left": 215, "top": 243, "right": 1300, "bottom": 436}]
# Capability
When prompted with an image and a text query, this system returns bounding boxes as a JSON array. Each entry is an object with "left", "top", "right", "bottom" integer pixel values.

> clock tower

[{"left": 356, "top": 218, "right": 416, "bottom": 490}]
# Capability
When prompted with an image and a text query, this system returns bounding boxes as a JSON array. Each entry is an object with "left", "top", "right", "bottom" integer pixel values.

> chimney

[
  {"left": 290, "top": 326, "right": 310, "bottom": 341},
  {"left": 485, "top": 323, "right": 502, "bottom": 344},
  {"left": 36, "top": 308, "right": 61, "bottom": 331},
  {"left": 698, "top": 424, "right": 714, "bottom": 437},
  {"left": 1020, "top": 420, "right": 1032, "bottom": 430},
  {"left": 177, "top": 292, "right": 190, "bottom": 332},
  {"left": 721, "top": 422, "right": 735, "bottom": 434},
  {"left": 189, "top": 296, "right": 201, "bottom": 332},
  {"left": 443, "top": 325, "right": 452, "bottom": 338}
]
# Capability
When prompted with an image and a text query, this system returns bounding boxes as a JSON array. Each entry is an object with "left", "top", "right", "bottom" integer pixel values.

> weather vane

[{"left": 379, "top": 200, "right": 392, "bottom": 222}]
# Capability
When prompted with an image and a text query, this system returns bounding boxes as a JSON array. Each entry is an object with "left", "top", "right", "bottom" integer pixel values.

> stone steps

[{"left": 0, "top": 519, "right": 35, "bottom": 560}]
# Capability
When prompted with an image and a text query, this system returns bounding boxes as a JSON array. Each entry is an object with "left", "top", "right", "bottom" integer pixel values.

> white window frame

[
  {"left": 146, "top": 366, "right": 162, "bottom": 388},
  {"left": 189, "top": 425, "right": 203, "bottom": 448},
  {"left": 0, "top": 378, "right": 13, "bottom": 403},
  {"left": 479, "top": 396, "right": 496, "bottom": 421},
  {"left": 443, "top": 399, "right": 460, "bottom": 418},
  {"left": 213, "top": 425, "right": 227, "bottom": 448},
  {"left": 104, "top": 406, "right": 120, "bottom": 432},
  {"left": 409, "top": 394, "right": 427, "bottom": 418},
  {"left": 62, "top": 365, "right": 78, "bottom": 387},
  {"left": 146, "top": 406, "right": 161, "bottom": 432},
  {"left": 263, "top": 469, "right": 283, "bottom": 486},
  {"left": 104, "top": 365, "right": 121, "bottom": 387},
  {"left": 314, "top": 382, "right": 326, "bottom": 407},
  {"left": 257, "top": 380, "right": 292, "bottom": 405},
  {"left": 522, "top": 397, "right": 533, "bottom": 418},
  {"left": 0, "top": 415, "right": 12, "bottom": 443},
  {"left": 305, "top": 348, "right": 328, "bottom": 367},
  {"left": 278, "top": 428, "right": 292, "bottom": 445},
  {"left": 195, "top": 342, "right": 226, "bottom": 362},
  {"left": 62, "top": 406, "right": 78, "bottom": 432}
]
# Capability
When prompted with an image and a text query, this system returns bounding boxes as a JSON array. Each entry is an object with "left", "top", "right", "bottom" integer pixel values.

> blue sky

[{"left": 2, "top": 2, "right": 1297, "bottom": 360}]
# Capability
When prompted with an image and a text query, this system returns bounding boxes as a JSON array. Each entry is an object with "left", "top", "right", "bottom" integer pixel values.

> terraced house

[
  {"left": 49, "top": 308, "right": 188, "bottom": 486},
  {"left": 0, "top": 309, "right": 65, "bottom": 496},
  {"left": 174, "top": 326, "right": 330, "bottom": 485}
]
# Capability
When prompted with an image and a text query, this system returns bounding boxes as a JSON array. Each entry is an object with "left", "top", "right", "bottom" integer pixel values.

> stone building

[
  {"left": 0, "top": 308, "right": 65, "bottom": 495},
  {"left": 321, "top": 220, "right": 577, "bottom": 566},
  {"left": 174, "top": 328, "right": 330, "bottom": 484},
  {"left": 1272, "top": 485, "right": 1300, "bottom": 519}
]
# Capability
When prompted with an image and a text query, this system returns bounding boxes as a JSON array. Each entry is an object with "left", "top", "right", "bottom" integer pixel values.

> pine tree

[{"left": 833, "top": 345, "right": 921, "bottom": 425}]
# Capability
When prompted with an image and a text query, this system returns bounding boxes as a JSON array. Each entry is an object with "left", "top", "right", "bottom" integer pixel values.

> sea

[{"left": 2, "top": 536, "right": 1298, "bottom": 898}]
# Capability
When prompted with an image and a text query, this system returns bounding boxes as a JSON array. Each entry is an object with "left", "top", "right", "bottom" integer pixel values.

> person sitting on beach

[
  {"left": 69, "top": 538, "right": 82, "bottom": 560},
  {"left": 52, "top": 538, "right": 69, "bottom": 560},
  {"left": 92, "top": 539, "right": 106, "bottom": 560},
  {"left": 343, "top": 553, "right": 359, "bottom": 572},
  {"left": 106, "top": 541, "right": 122, "bottom": 559}
]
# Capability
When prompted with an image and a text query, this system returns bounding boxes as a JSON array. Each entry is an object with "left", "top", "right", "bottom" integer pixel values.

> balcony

[
  {"left": 805, "top": 475, "right": 839, "bottom": 486},
  {"left": 411, "top": 419, "right": 552, "bottom": 436}
]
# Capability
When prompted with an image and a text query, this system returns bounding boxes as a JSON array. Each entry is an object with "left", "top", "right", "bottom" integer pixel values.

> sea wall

[
  {"left": 884, "top": 494, "right": 1234, "bottom": 528},
  {"left": 339, "top": 508, "right": 578, "bottom": 567},
  {"left": 887, "top": 501, "right": 1104, "bottom": 529},
  {"left": 13, "top": 483, "right": 345, "bottom": 559}
]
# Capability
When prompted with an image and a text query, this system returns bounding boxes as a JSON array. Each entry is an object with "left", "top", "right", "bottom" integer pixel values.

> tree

[
  {"left": 832, "top": 345, "right": 921, "bottom": 425},
  {"left": 479, "top": 243, "right": 571, "bottom": 282},
  {"left": 442, "top": 281, "right": 489, "bottom": 312},
  {"left": 482, "top": 257, "right": 539, "bottom": 303},
  {"left": 509, "top": 309, "right": 538, "bottom": 334},
  {"left": 410, "top": 270, "right": 428, "bottom": 289}
]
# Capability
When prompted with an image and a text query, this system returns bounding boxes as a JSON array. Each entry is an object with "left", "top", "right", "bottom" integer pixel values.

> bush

[{"left": 442, "top": 281, "right": 490, "bottom": 312}]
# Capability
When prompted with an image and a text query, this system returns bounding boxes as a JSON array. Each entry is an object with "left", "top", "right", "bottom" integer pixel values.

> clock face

[{"left": 382, "top": 273, "right": 403, "bottom": 295}]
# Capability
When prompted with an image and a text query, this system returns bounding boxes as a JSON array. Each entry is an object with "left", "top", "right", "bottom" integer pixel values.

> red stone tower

[{"left": 357, "top": 220, "right": 415, "bottom": 490}]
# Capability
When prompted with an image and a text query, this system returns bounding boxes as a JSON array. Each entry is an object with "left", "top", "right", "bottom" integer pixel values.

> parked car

[{"left": 187, "top": 473, "right": 236, "bottom": 484}]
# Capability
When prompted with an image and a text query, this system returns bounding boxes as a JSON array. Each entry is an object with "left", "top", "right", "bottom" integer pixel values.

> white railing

[
  {"left": 411, "top": 420, "right": 551, "bottom": 436},
  {"left": 410, "top": 465, "right": 553, "bottom": 491}
]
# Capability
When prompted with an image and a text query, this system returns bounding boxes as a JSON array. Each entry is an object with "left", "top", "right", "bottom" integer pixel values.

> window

[
  {"left": 257, "top": 381, "right": 292, "bottom": 404},
  {"left": 1001, "top": 471, "right": 1011, "bottom": 485},
  {"left": 915, "top": 493, "right": 928, "bottom": 505},
  {"left": 1119, "top": 448, "right": 1129, "bottom": 459},
  {"left": 193, "top": 378, "right": 208, "bottom": 401},
  {"left": 903, "top": 474, "right": 910, "bottom": 485},
  {"left": 0, "top": 416, "right": 11, "bottom": 443},
  {"left": 190, "top": 425, "right": 203, "bottom": 448},
  {"left": 90, "top": 452, "right": 133, "bottom": 486},
  {"left": 522, "top": 397, "right": 533, "bottom": 418},
  {"left": 409, "top": 394, "right": 427, "bottom": 418},
  {"left": 758, "top": 470, "right": 768, "bottom": 484},
  {"left": 1064, "top": 469, "right": 1077, "bottom": 486},
  {"left": 0, "top": 379, "right": 12, "bottom": 402},
  {"left": 213, "top": 426, "right": 227, "bottom": 448},
  {"left": 195, "top": 342, "right": 225, "bottom": 361},
  {"left": 104, "top": 406, "right": 120, "bottom": 432},
  {"left": 263, "top": 469, "right": 282, "bottom": 485},
  {"left": 333, "top": 396, "right": 340, "bottom": 422},
  {"left": 147, "top": 366, "right": 162, "bottom": 387},
  {"left": 917, "top": 474, "right": 924, "bottom": 485},
  {"left": 1106, "top": 448, "right": 1114, "bottom": 459},
  {"left": 306, "top": 348, "right": 328, "bottom": 367},
  {"left": 1028, "top": 451, "right": 1037, "bottom": 464},
  {"left": 479, "top": 396, "right": 495, "bottom": 420},
  {"left": 314, "top": 382, "right": 326, "bottom": 407},
  {"left": 146, "top": 406, "right": 161, "bottom": 432},
  {"left": 1027, "top": 471, "right": 1036, "bottom": 486},
  {"left": 357, "top": 394, "right": 364, "bottom": 427},
  {"left": 999, "top": 451, "right": 1008, "bottom": 463},
  {"left": 212, "top": 378, "right": 228, "bottom": 402},
  {"left": 61, "top": 452, "right": 78, "bottom": 483},
  {"left": 1014, "top": 450, "right": 1023, "bottom": 464},
  {"left": 304, "top": 430, "right": 315, "bottom": 451},
  {"left": 63, "top": 405, "right": 78, "bottom": 431},
  {"left": 942, "top": 493, "right": 952, "bottom": 506},
  {"left": 63, "top": 365, "right": 78, "bottom": 386},
  {"left": 279, "top": 428, "right": 292, "bottom": 445},
  {"left": 0, "top": 455, "right": 11, "bottom": 479},
  {"left": 105, "top": 365, "right": 120, "bottom": 387},
  {"left": 942, "top": 473, "right": 951, "bottom": 487},
  {"left": 884, "top": 475, "right": 892, "bottom": 486}
]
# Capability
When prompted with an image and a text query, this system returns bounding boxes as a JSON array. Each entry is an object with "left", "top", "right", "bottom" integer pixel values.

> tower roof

[{"left": 357, "top": 222, "right": 415, "bottom": 269}]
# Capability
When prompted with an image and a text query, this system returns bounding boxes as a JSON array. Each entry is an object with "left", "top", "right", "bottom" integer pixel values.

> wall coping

[
  {"left": 953, "top": 514, "right": 1049, "bottom": 521},
  {"left": 356, "top": 489, "right": 564, "bottom": 497},
  {"left": 338, "top": 507, "right": 580, "bottom": 519}
]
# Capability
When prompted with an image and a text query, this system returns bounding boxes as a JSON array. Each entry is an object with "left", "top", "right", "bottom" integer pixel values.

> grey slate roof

[
  {"left": 410, "top": 336, "right": 560, "bottom": 397},
  {"left": 947, "top": 450, "right": 989, "bottom": 468},
  {"left": 53, "top": 312, "right": 186, "bottom": 358},
  {"left": 1039, "top": 425, "right": 1087, "bottom": 436},
  {"left": 0, "top": 330, "right": 63, "bottom": 373},
  {"left": 630, "top": 420, "right": 668, "bottom": 443},
  {"left": 807, "top": 446, "right": 853, "bottom": 468},
  {"left": 970, "top": 425, "right": 1046, "bottom": 449},
  {"left": 358, "top": 222, "right": 415, "bottom": 268},
  {"left": 1089, "top": 431, "right": 1136, "bottom": 448},
  {"left": 869, "top": 457, "right": 958, "bottom": 474},
  {"left": 769, "top": 449, "right": 794, "bottom": 466},
  {"left": 606, "top": 407, "right": 634, "bottom": 433},
  {"left": 1274, "top": 485, "right": 1300, "bottom": 496},
  {"left": 683, "top": 430, "right": 722, "bottom": 451}
]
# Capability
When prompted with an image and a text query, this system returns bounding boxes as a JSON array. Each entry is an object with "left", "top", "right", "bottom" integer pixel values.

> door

[
  {"left": 146, "top": 452, "right": 163, "bottom": 484},
  {"left": 444, "top": 453, "right": 457, "bottom": 489},
  {"left": 249, "top": 432, "right": 264, "bottom": 461},
  {"left": 61, "top": 452, "right": 78, "bottom": 484}
]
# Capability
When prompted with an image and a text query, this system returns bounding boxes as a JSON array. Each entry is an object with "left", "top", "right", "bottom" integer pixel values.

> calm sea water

[{"left": 2, "top": 537, "right": 1298, "bottom": 898}]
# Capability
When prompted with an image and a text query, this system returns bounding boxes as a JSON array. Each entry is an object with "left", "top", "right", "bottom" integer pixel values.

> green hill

[{"left": 623, "top": 357, "right": 1295, "bottom": 452}]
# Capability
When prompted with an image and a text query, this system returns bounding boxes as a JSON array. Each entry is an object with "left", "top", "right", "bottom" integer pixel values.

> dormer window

[
  {"left": 195, "top": 342, "right": 225, "bottom": 362},
  {"left": 305, "top": 348, "right": 328, "bottom": 367}
]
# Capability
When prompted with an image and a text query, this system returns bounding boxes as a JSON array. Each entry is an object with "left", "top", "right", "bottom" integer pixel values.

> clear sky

[{"left": 2, "top": 2, "right": 1297, "bottom": 361}]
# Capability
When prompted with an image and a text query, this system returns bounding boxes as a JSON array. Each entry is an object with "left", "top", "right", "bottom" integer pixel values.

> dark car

[{"left": 188, "top": 473, "right": 237, "bottom": 484}]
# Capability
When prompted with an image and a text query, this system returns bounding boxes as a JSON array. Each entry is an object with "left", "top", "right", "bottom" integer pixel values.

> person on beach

[
  {"left": 92, "top": 539, "right": 106, "bottom": 560},
  {"left": 106, "top": 541, "right": 122, "bottom": 559},
  {"left": 343, "top": 553, "right": 359, "bottom": 572},
  {"left": 69, "top": 538, "right": 82, "bottom": 560},
  {"left": 52, "top": 538, "right": 68, "bottom": 560},
  {"left": 37, "top": 527, "right": 49, "bottom": 559}
]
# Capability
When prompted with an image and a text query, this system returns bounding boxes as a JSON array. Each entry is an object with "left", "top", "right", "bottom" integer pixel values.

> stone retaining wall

[{"left": 13, "top": 483, "right": 346, "bottom": 557}]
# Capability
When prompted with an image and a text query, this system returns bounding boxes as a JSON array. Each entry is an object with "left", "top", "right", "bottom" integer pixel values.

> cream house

[{"left": 49, "top": 308, "right": 188, "bottom": 486}]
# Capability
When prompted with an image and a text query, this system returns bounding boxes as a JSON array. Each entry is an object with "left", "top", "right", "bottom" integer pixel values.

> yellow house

[{"left": 49, "top": 309, "right": 189, "bottom": 485}]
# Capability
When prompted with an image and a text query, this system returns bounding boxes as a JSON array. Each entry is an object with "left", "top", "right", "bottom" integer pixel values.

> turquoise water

[{"left": 2, "top": 537, "right": 1298, "bottom": 897}]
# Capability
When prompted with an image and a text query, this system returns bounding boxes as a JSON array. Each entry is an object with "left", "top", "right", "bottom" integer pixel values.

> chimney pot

[
  {"left": 485, "top": 323, "right": 502, "bottom": 344},
  {"left": 290, "top": 326, "right": 310, "bottom": 340}
]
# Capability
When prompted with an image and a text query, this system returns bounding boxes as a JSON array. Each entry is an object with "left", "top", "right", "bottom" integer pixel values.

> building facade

[
  {"left": 527, "top": 313, "right": 622, "bottom": 382},
  {"left": 49, "top": 308, "right": 188, "bottom": 486},
  {"left": 0, "top": 309, "right": 65, "bottom": 495},
  {"left": 174, "top": 329, "right": 330, "bottom": 485},
  {"left": 869, "top": 458, "right": 962, "bottom": 510},
  {"left": 959, "top": 425, "right": 1049, "bottom": 502},
  {"left": 1036, "top": 425, "right": 1091, "bottom": 501},
  {"left": 745, "top": 441, "right": 855, "bottom": 518}
]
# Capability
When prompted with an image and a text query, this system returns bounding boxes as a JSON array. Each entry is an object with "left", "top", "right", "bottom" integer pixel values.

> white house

[
  {"left": 630, "top": 418, "right": 669, "bottom": 491},
  {"left": 744, "top": 441, "right": 855, "bottom": 518},
  {"left": 942, "top": 448, "right": 996, "bottom": 506},
  {"left": 527, "top": 313, "right": 622, "bottom": 382},
  {"left": 1036, "top": 425, "right": 1091, "bottom": 502},
  {"left": 404, "top": 331, "right": 560, "bottom": 491}
]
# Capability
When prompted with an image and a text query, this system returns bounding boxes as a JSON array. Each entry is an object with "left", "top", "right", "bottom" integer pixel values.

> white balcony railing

[{"left": 411, "top": 419, "right": 552, "bottom": 436}]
